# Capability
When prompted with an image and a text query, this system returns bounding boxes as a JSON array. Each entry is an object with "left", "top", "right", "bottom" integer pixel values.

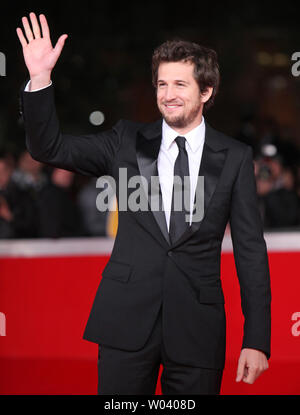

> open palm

[{"left": 16, "top": 12, "right": 67, "bottom": 78}]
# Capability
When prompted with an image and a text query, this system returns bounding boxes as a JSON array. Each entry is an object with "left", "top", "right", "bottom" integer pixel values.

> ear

[{"left": 201, "top": 87, "right": 213, "bottom": 103}]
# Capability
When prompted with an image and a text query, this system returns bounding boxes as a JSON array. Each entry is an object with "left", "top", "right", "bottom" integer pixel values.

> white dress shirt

[
  {"left": 158, "top": 118, "right": 205, "bottom": 230},
  {"left": 24, "top": 80, "right": 52, "bottom": 92},
  {"left": 25, "top": 81, "right": 205, "bottom": 230}
]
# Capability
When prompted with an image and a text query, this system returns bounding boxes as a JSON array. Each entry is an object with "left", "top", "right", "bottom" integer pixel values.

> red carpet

[{"left": 1, "top": 236, "right": 299, "bottom": 394}]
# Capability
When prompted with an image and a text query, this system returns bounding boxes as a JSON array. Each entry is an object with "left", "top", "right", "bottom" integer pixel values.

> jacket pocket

[
  {"left": 198, "top": 286, "right": 225, "bottom": 304},
  {"left": 101, "top": 260, "right": 132, "bottom": 283}
]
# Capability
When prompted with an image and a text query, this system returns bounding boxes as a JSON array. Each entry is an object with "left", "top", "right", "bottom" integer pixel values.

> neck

[{"left": 165, "top": 114, "right": 203, "bottom": 135}]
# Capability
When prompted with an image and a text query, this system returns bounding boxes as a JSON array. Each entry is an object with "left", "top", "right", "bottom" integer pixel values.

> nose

[{"left": 164, "top": 86, "right": 177, "bottom": 101}]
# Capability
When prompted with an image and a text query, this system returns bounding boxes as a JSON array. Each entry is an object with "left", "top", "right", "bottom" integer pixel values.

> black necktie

[{"left": 169, "top": 136, "right": 191, "bottom": 244}]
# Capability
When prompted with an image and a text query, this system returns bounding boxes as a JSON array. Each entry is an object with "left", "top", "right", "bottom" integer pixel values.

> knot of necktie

[{"left": 175, "top": 136, "right": 186, "bottom": 150}]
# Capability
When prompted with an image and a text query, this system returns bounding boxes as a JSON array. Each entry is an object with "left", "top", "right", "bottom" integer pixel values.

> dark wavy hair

[{"left": 152, "top": 39, "right": 220, "bottom": 112}]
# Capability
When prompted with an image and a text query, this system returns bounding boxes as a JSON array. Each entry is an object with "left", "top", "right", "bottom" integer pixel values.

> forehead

[{"left": 157, "top": 60, "right": 195, "bottom": 81}]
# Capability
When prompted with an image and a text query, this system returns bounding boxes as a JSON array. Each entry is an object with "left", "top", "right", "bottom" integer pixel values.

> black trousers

[{"left": 97, "top": 305, "right": 223, "bottom": 395}]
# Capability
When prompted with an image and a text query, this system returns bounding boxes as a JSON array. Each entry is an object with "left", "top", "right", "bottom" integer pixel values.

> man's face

[{"left": 156, "top": 61, "right": 208, "bottom": 133}]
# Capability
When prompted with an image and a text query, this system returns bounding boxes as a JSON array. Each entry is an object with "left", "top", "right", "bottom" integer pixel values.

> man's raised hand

[{"left": 16, "top": 12, "right": 68, "bottom": 90}]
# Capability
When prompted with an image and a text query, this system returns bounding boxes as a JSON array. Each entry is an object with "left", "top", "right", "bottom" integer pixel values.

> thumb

[
  {"left": 236, "top": 355, "right": 246, "bottom": 382},
  {"left": 53, "top": 34, "right": 68, "bottom": 58}
]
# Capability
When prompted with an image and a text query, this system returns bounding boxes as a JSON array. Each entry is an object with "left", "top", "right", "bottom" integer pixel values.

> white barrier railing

[{"left": 0, "top": 232, "right": 299, "bottom": 257}]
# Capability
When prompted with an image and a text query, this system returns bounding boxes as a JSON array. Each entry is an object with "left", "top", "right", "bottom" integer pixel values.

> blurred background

[{"left": 0, "top": 0, "right": 300, "bottom": 238}]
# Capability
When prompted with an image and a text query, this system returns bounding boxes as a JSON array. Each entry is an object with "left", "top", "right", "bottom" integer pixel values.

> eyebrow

[{"left": 157, "top": 80, "right": 189, "bottom": 84}]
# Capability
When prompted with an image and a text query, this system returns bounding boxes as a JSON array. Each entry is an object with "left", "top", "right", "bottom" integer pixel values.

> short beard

[{"left": 160, "top": 101, "right": 202, "bottom": 129}]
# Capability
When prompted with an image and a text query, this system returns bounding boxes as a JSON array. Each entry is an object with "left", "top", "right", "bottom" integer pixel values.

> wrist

[{"left": 29, "top": 72, "right": 52, "bottom": 91}]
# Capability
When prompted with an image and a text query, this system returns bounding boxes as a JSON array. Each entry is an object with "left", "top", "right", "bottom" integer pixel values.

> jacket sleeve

[
  {"left": 229, "top": 145, "right": 271, "bottom": 359},
  {"left": 20, "top": 83, "right": 122, "bottom": 177}
]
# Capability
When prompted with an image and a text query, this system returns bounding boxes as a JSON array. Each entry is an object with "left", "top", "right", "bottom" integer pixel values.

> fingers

[
  {"left": 29, "top": 12, "right": 41, "bottom": 39},
  {"left": 16, "top": 27, "right": 28, "bottom": 48},
  {"left": 236, "top": 354, "right": 246, "bottom": 382},
  {"left": 243, "top": 363, "right": 268, "bottom": 384},
  {"left": 39, "top": 14, "right": 50, "bottom": 39},
  {"left": 243, "top": 366, "right": 258, "bottom": 384},
  {"left": 17, "top": 13, "right": 49, "bottom": 45},
  {"left": 236, "top": 348, "right": 269, "bottom": 385},
  {"left": 53, "top": 34, "right": 68, "bottom": 58},
  {"left": 236, "top": 361, "right": 268, "bottom": 384},
  {"left": 21, "top": 15, "right": 34, "bottom": 42}
]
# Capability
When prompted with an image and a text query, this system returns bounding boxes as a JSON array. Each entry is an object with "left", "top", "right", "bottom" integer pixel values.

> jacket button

[{"left": 167, "top": 251, "right": 173, "bottom": 257}]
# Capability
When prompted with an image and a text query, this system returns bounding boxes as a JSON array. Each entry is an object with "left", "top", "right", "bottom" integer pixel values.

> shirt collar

[{"left": 162, "top": 116, "right": 205, "bottom": 153}]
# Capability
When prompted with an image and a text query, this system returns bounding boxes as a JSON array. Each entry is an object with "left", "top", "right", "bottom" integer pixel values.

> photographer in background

[{"left": 255, "top": 146, "right": 300, "bottom": 229}]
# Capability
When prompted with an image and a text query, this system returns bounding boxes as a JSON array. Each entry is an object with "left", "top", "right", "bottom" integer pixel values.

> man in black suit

[{"left": 17, "top": 12, "right": 271, "bottom": 394}]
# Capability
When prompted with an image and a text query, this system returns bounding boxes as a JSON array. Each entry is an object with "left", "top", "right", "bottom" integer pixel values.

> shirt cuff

[{"left": 24, "top": 80, "right": 52, "bottom": 92}]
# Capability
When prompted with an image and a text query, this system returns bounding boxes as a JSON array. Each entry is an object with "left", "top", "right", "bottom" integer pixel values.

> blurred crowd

[
  {"left": 0, "top": 118, "right": 299, "bottom": 239},
  {"left": 237, "top": 116, "right": 300, "bottom": 230},
  {"left": 0, "top": 149, "right": 117, "bottom": 239}
]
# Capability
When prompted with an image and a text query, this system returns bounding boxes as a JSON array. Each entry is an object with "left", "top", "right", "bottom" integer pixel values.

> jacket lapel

[
  {"left": 136, "top": 119, "right": 171, "bottom": 245},
  {"left": 171, "top": 123, "right": 228, "bottom": 248},
  {"left": 136, "top": 119, "right": 228, "bottom": 248}
]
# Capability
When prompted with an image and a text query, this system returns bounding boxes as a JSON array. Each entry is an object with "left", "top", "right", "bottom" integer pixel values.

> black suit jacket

[{"left": 21, "top": 84, "right": 271, "bottom": 370}]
